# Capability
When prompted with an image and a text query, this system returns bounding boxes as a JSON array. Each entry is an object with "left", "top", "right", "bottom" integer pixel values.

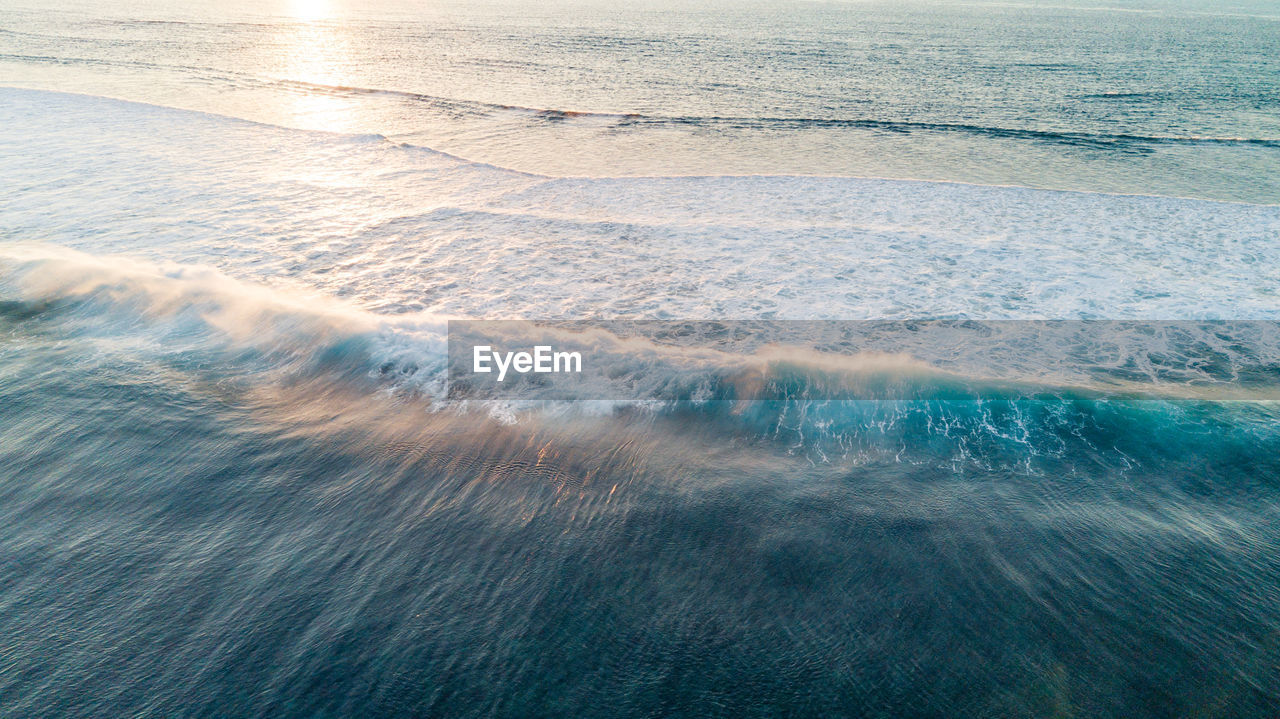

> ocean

[{"left": 1, "top": 0, "right": 1279, "bottom": 716}]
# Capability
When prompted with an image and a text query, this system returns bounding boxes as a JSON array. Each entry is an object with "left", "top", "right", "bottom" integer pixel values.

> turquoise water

[{"left": 2, "top": 1, "right": 1280, "bottom": 716}]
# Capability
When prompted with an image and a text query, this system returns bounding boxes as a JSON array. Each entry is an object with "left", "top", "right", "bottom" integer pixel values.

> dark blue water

[{"left": 3, "top": 289, "right": 1280, "bottom": 717}]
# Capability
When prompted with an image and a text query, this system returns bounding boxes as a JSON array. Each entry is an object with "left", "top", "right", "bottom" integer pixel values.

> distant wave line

[
  {"left": 4, "top": 52, "right": 1279, "bottom": 149},
  {"left": 275, "top": 77, "right": 1280, "bottom": 149}
]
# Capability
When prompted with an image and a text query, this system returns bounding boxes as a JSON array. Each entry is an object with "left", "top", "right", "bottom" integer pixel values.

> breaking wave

[{"left": 6, "top": 245, "right": 1280, "bottom": 473}]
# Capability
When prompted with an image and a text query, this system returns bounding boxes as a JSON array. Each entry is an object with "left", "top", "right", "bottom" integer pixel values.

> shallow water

[{"left": 2, "top": 0, "right": 1279, "bottom": 201}]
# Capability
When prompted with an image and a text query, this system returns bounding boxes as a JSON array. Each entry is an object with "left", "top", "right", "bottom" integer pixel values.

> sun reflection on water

[{"left": 275, "top": 6, "right": 363, "bottom": 134}]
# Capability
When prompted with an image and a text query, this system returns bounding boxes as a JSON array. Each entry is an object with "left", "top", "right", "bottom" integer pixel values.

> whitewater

[{"left": 4, "top": 89, "right": 1279, "bottom": 322}]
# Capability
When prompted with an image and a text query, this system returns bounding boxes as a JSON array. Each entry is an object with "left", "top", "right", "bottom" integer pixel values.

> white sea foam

[{"left": 3, "top": 86, "right": 1279, "bottom": 327}]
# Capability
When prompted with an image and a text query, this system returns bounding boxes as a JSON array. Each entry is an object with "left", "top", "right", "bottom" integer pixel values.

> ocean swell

[{"left": 6, "top": 245, "right": 1280, "bottom": 476}]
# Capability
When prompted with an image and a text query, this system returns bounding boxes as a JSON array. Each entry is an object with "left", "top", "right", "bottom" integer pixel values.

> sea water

[{"left": 1, "top": 1, "right": 1279, "bottom": 716}]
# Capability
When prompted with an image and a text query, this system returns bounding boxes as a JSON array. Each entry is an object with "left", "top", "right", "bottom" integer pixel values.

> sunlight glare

[{"left": 291, "top": 0, "right": 330, "bottom": 22}]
